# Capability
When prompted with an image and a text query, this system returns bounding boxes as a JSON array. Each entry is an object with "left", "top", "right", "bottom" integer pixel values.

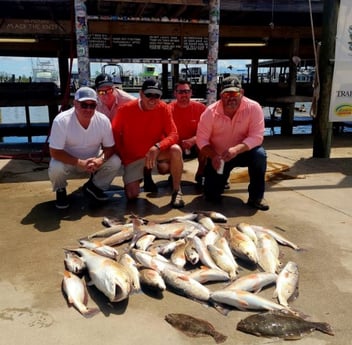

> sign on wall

[{"left": 88, "top": 34, "right": 208, "bottom": 59}]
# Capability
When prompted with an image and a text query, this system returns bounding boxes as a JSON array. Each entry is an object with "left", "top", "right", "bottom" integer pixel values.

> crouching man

[{"left": 48, "top": 86, "right": 121, "bottom": 209}]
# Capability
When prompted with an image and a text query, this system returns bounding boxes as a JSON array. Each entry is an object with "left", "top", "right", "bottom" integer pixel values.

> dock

[{"left": 0, "top": 134, "right": 351, "bottom": 344}]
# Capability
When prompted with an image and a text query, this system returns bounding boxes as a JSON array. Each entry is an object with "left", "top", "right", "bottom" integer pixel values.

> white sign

[{"left": 329, "top": 0, "right": 352, "bottom": 121}]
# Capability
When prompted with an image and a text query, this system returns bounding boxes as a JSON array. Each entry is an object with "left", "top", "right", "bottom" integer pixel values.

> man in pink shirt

[
  {"left": 196, "top": 76, "right": 269, "bottom": 211},
  {"left": 95, "top": 73, "right": 136, "bottom": 121}
]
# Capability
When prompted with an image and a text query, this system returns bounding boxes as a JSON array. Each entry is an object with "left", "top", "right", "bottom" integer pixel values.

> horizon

[{"left": 0, "top": 56, "right": 251, "bottom": 78}]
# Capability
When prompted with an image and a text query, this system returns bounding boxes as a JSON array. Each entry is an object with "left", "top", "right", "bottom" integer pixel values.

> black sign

[{"left": 88, "top": 34, "right": 208, "bottom": 59}]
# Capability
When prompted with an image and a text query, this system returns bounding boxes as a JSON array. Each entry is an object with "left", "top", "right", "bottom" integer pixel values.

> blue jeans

[{"left": 203, "top": 146, "right": 267, "bottom": 200}]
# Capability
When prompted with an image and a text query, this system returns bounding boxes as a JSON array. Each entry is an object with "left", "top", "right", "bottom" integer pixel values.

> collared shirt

[
  {"left": 196, "top": 96, "right": 264, "bottom": 155},
  {"left": 97, "top": 88, "right": 136, "bottom": 121}
]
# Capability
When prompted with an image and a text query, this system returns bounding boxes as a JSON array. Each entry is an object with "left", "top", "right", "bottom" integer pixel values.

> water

[
  {"left": 1, "top": 102, "right": 350, "bottom": 144},
  {"left": 0, "top": 106, "right": 49, "bottom": 143}
]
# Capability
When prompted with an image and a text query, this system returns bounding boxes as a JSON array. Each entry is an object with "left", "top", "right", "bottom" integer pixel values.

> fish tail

[
  {"left": 213, "top": 331, "right": 228, "bottom": 343},
  {"left": 82, "top": 307, "right": 100, "bottom": 318},
  {"left": 315, "top": 321, "right": 334, "bottom": 336}
]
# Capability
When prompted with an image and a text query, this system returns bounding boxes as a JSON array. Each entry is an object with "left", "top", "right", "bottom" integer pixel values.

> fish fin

[
  {"left": 314, "top": 322, "right": 334, "bottom": 336},
  {"left": 213, "top": 332, "right": 228, "bottom": 344},
  {"left": 178, "top": 275, "right": 190, "bottom": 282},
  {"left": 82, "top": 307, "right": 100, "bottom": 318}
]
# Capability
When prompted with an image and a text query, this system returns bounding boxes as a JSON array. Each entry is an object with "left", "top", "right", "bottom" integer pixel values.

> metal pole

[
  {"left": 206, "top": 0, "right": 220, "bottom": 105},
  {"left": 313, "top": 0, "right": 340, "bottom": 158},
  {"left": 74, "top": 0, "right": 90, "bottom": 87}
]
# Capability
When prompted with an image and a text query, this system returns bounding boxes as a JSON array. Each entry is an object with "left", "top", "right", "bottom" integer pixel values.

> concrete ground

[{"left": 1, "top": 134, "right": 352, "bottom": 345}]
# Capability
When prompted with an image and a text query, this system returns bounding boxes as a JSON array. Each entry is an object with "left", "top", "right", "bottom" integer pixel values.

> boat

[
  {"left": 141, "top": 65, "right": 159, "bottom": 79},
  {"left": 31, "top": 58, "right": 59, "bottom": 86}
]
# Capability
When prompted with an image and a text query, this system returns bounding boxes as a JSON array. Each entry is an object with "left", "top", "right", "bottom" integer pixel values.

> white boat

[{"left": 32, "top": 58, "right": 59, "bottom": 86}]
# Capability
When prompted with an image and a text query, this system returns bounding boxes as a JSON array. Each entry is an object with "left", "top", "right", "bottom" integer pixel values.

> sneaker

[
  {"left": 170, "top": 190, "right": 185, "bottom": 208},
  {"left": 247, "top": 198, "right": 270, "bottom": 211},
  {"left": 56, "top": 188, "right": 69, "bottom": 209},
  {"left": 83, "top": 180, "right": 109, "bottom": 201},
  {"left": 195, "top": 174, "right": 204, "bottom": 187}
]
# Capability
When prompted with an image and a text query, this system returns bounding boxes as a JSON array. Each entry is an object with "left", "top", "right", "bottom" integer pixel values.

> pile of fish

[{"left": 62, "top": 210, "right": 334, "bottom": 341}]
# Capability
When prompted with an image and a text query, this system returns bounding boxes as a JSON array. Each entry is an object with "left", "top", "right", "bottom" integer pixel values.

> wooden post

[
  {"left": 282, "top": 37, "right": 300, "bottom": 136},
  {"left": 313, "top": 0, "right": 340, "bottom": 157},
  {"left": 206, "top": 0, "right": 220, "bottom": 105}
]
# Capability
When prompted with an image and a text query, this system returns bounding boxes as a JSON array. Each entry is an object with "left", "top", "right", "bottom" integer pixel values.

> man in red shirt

[
  {"left": 196, "top": 76, "right": 269, "bottom": 211},
  {"left": 111, "top": 79, "right": 185, "bottom": 208},
  {"left": 144, "top": 79, "right": 207, "bottom": 190}
]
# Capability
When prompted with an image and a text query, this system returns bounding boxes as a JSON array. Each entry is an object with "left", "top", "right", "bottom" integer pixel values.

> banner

[{"left": 329, "top": 0, "right": 352, "bottom": 121}]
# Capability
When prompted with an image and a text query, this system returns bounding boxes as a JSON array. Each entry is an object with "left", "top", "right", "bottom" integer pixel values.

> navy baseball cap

[
  {"left": 142, "top": 79, "right": 162, "bottom": 96},
  {"left": 95, "top": 73, "right": 114, "bottom": 89}
]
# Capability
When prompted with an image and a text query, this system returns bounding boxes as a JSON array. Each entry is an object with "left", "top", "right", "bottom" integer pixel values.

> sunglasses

[
  {"left": 144, "top": 93, "right": 161, "bottom": 99},
  {"left": 176, "top": 89, "right": 191, "bottom": 94},
  {"left": 79, "top": 102, "right": 97, "bottom": 109},
  {"left": 97, "top": 88, "right": 114, "bottom": 96},
  {"left": 222, "top": 91, "right": 241, "bottom": 98}
]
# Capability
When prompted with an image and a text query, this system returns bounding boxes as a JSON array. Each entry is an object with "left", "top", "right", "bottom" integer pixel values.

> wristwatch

[{"left": 154, "top": 143, "right": 160, "bottom": 150}]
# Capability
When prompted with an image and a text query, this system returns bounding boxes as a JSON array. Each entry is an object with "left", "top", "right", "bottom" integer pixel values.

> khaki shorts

[{"left": 123, "top": 158, "right": 145, "bottom": 185}]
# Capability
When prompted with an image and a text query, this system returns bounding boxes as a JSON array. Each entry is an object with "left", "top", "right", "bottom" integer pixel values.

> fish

[
  {"left": 132, "top": 249, "right": 184, "bottom": 274},
  {"left": 100, "top": 227, "right": 134, "bottom": 246},
  {"left": 151, "top": 213, "right": 199, "bottom": 224},
  {"left": 192, "top": 235, "right": 219, "bottom": 270},
  {"left": 136, "top": 221, "right": 202, "bottom": 239},
  {"left": 139, "top": 268, "right": 166, "bottom": 291},
  {"left": 195, "top": 211, "right": 228, "bottom": 223},
  {"left": 251, "top": 225, "right": 301, "bottom": 251},
  {"left": 165, "top": 313, "right": 227, "bottom": 343},
  {"left": 87, "top": 223, "right": 133, "bottom": 240},
  {"left": 101, "top": 216, "right": 124, "bottom": 227},
  {"left": 152, "top": 239, "right": 185, "bottom": 256},
  {"left": 135, "top": 234, "right": 156, "bottom": 251},
  {"left": 184, "top": 237, "right": 199, "bottom": 265},
  {"left": 170, "top": 240, "right": 187, "bottom": 268},
  {"left": 79, "top": 239, "right": 119, "bottom": 260},
  {"left": 72, "top": 248, "right": 131, "bottom": 302},
  {"left": 160, "top": 268, "right": 211, "bottom": 302},
  {"left": 64, "top": 250, "right": 86, "bottom": 275},
  {"left": 236, "top": 310, "right": 334, "bottom": 339},
  {"left": 236, "top": 222, "right": 258, "bottom": 245},
  {"left": 224, "top": 272, "right": 277, "bottom": 293},
  {"left": 226, "top": 226, "right": 258, "bottom": 264},
  {"left": 62, "top": 270, "right": 99, "bottom": 318},
  {"left": 207, "top": 244, "right": 238, "bottom": 280},
  {"left": 202, "top": 226, "right": 223, "bottom": 247},
  {"left": 210, "top": 289, "right": 287, "bottom": 312},
  {"left": 188, "top": 266, "right": 230, "bottom": 284},
  {"left": 256, "top": 232, "right": 281, "bottom": 273},
  {"left": 274, "top": 261, "right": 299, "bottom": 306},
  {"left": 119, "top": 253, "right": 141, "bottom": 293},
  {"left": 196, "top": 214, "right": 217, "bottom": 231}
]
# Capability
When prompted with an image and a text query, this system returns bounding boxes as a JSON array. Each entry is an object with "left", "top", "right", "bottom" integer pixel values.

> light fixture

[
  {"left": 0, "top": 38, "right": 38, "bottom": 43},
  {"left": 225, "top": 42, "right": 267, "bottom": 47}
]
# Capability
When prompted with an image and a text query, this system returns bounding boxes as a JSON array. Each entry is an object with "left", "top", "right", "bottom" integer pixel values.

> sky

[{"left": 0, "top": 56, "right": 251, "bottom": 78}]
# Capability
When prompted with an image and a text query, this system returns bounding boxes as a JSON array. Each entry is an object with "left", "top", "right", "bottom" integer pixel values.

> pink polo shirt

[{"left": 196, "top": 96, "right": 264, "bottom": 155}]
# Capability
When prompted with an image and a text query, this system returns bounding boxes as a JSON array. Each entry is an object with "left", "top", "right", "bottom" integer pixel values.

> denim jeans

[{"left": 203, "top": 146, "right": 267, "bottom": 200}]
